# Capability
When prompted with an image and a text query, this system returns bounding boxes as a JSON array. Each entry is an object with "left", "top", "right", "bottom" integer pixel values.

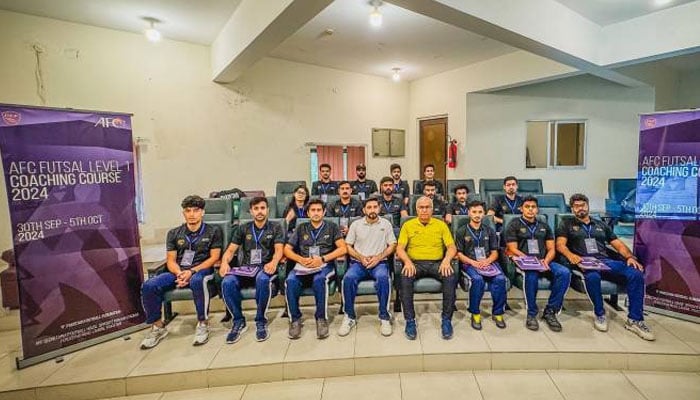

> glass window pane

[{"left": 526, "top": 121, "right": 549, "bottom": 168}]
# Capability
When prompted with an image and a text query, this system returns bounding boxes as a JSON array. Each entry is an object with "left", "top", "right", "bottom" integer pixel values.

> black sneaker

[
  {"left": 470, "top": 314, "right": 482, "bottom": 330},
  {"left": 526, "top": 315, "right": 539, "bottom": 331},
  {"left": 542, "top": 308, "right": 562, "bottom": 332}
]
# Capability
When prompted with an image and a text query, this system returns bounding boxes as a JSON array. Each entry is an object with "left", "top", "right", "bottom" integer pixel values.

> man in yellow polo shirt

[{"left": 396, "top": 196, "right": 457, "bottom": 340}]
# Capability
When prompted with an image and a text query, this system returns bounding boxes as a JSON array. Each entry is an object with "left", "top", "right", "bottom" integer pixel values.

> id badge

[
  {"left": 250, "top": 249, "right": 263, "bottom": 264},
  {"left": 339, "top": 217, "right": 349, "bottom": 229},
  {"left": 474, "top": 247, "right": 486, "bottom": 260},
  {"left": 527, "top": 239, "right": 540, "bottom": 255},
  {"left": 309, "top": 246, "right": 321, "bottom": 257},
  {"left": 321, "top": 194, "right": 328, "bottom": 203},
  {"left": 359, "top": 192, "right": 366, "bottom": 201},
  {"left": 181, "top": 250, "right": 195, "bottom": 267},
  {"left": 585, "top": 238, "right": 599, "bottom": 254}
]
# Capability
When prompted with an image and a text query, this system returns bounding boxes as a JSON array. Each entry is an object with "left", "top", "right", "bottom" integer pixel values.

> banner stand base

[
  {"left": 645, "top": 306, "right": 700, "bottom": 324},
  {"left": 15, "top": 323, "right": 147, "bottom": 370}
]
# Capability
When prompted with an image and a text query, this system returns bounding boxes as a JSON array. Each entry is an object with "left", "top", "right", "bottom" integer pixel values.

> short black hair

[
  {"left": 249, "top": 196, "right": 268, "bottom": 208},
  {"left": 338, "top": 180, "right": 351, "bottom": 188},
  {"left": 423, "top": 164, "right": 435, "bottom": 171},
  {"left": 453, "top": 184, "right": 470, "bottom": 194},
  {"left": 390, "top": 163, "right": 402, "bottom": 172},
  {"left": 503, "top": 176, "right": 518, "bottom": 185},
  {"left": 467, "top": 200, "right": 486, "bottom": 210},
  {"left": 307, "top": 198, "right": 325, "bottom": 209},
  {"left": 380, "top": 176, "right": 393, "bottom": 186},
  {"left": 181, "top": 195, "right": 205, "bottom": 209},
  {"left": 363, "top": 197, "right": 380, "bottom": 207},
  {"left": 423, "top": 181, "right": 436, "bottom": 188},
  {"left": 569, "top": 193, "right": 589, "bottom": 206},
  {"left": 521, "top": 195, "right": 538, "bottom": 206},
  {"left": 319, "top": 163, "right": 331, "bottom": 170}
]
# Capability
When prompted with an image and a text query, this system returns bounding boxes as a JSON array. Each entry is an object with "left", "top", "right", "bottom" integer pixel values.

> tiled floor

[
  {"left": 0, "top": 295, "right": 698, "bottom": 400},
  {"left": 99, "top": 370, "right": 700, "bottom": 400}
]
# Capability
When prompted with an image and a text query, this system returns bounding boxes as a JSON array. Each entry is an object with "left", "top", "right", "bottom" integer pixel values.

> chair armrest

[{"left": 145, "top": 260, "right": 167, "bottom": 278}]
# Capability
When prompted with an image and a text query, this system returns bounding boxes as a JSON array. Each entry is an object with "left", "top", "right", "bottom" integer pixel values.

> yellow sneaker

[
  {"left": 470, "top": 314, "right": 482, "bottom": 330},
  {"left": 492, "top": 314, "right": 506, "bottom": 329}
]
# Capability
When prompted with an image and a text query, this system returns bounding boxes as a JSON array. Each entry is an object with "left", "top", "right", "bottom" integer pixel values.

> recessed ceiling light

[
  {"left": 142, "top": 17, "right": 162, "bottom": 43},
  {"left": 369, "top": 0, "right": 383, "bottom": 28},
  {"left": 391, "top": 67, "right": 401, "bottom": 82},
  {"left": 654, "top": 0, "right": 673, "bottom": 6}
]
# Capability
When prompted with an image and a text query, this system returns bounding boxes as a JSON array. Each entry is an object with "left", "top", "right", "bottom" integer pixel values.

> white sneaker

[
  {"left": 338, "top": 316, "right": 356, "bottom": 337},
  {"left": 594, "top": 315, "right": 608, "bottom": 332},
  {"left": 380, "top": 319, "right": 393, "bottom": 337},
  {"left": 625, "top": 319, "right": 655, "bottom": 341},
  {"left": 140, "top": 325, "right": 168, "bottom": 349},
  {"left": 193, "top": 322, "right": 210, "bottom": 346}
]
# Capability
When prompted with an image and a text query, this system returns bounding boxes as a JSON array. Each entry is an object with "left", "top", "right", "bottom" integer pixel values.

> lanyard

[
  {"left": 382, "top": 199, "right": 394, "bottom": 212},
  {"left": 340, "top": 203, "right": 350, "bottom": 216},
  {"left": 394, "top": 180, "right": 402, "bottom": 192},
  {"left": 582, "top": 222, "right": 595, "bottom": 238},
  {"left": 505, "top": 197, "right": 519, "bottom": 213},
  {"left": 520, "top": 217, "right": 538, "bottom": 239},
  {"left": 251, "top": 222, "right": 266, "bottom": 249},
  {"left": 310, "top": 222, "right": 325, "bottom": 245},
  {"left": 296, "top": 206, "right": 305, "bottom": 218},
  {"left": 459, "top": 203, "right": 468, "bottom": 215},
  {"left": 321, "top": 183, "right": 331, "bottom": 193},
  {"left": 185, "top": 223, "right": 206, "bottom": 250},
  {"left": 356, "top": 182, "right": 366, "bottom": 191},
  {"left": 466, "top": 224, "right": 483, "bottom": 247}
]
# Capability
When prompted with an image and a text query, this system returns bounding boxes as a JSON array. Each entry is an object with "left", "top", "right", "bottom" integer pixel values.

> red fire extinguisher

[{"left": 448, "top": 139, "right": 458, "bottom": 169}]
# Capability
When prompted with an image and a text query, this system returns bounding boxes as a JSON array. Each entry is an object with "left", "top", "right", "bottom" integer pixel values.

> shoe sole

[
  {"left": 624, "top": 324, "right": 655, "bottom": 341},
  {"left": 256, "top": 333, "right": 270, "bottom": 342},
  {"left": 594, "top": 323, "right": 608, "bottom": 332},
  {"left": 192, "top": 337, "right": 209, "bottom": 346},
  {"left": 140, "top": 330, "right": 169, "bottom": 350},
  {"left": 226, "top": 325, "right": 248, "bottom": 344}
]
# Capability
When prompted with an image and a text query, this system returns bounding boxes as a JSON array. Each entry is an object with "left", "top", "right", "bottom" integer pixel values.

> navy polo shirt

[
  {"left": 455, "top": 223, "right": 498, "bottom": 260},
  {"left": 288, "top": 220, "right": 343, "bottom": 257},
  {"left": 230, "top": 220, "right": 285, "bottom": 265},
  {"left": 166, "top": 223, "right": 223, "bottom": 267},
  {"left": 489, "top": 194, "right": 524, "bottom": 219},
  {"left": 504, "top": 217, "right": 553, "bottom": 259},
  {"left": 556, "top": 217, "right": 617, "bottom": 258},
  {"left": 311, "top": 180, "right": 339, "bottom": 196},
  {"left": 327, "top": 198, "right": 364, "bottom": 218}
]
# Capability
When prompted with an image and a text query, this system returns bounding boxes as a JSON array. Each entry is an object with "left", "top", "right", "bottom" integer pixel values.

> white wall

[
  {"left": 408, "top": 50, "right": 576, "bottom": 180},
  {"left": 0, "top": 10, "right": 409, "bottom": 250},
  {"left": 465, "top": 75, "right": 655, "bottom": 210}
]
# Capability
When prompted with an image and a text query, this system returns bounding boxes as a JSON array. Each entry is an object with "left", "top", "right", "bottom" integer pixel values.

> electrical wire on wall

[{"left": 32, "top": 43, "right": 47, "bottom": 105}]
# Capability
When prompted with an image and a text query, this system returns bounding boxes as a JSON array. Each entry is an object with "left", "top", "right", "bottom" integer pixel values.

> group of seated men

[{"left": 138, "top": 168, "right": 654, "bottom": 351}]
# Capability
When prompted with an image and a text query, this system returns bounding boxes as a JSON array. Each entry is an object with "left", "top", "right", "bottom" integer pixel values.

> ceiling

[
  {"left": 269, "top": 0, "right": 517, "bottom": 81},
  {"left": 554, "top": 0, "right": 698, "bottom": 26},
  {"left": 0, "top": 0, "right": 241, "bottom": 45}
]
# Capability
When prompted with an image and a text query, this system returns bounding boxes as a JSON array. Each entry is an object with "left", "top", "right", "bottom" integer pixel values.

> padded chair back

[
  {"left": 412, "top": 180, "right": 422, "bottom": 195},
  {"left": 408, "top": 194, "right": 422, "bottom": 216},
  {"left": 517, "top": 179, "right": 544, "bottom": 194},
  {"left": 535, "top": 193, "right": 567, "bottom": 212},
  {"left": 204, "top": 198, "right": 233, "bottom": 223},
  {"left": 608, "top": 178, "right": 636, "bottom": 202},
  {"left": 478, "top": 179, "right": 503, "bottom": 195}
]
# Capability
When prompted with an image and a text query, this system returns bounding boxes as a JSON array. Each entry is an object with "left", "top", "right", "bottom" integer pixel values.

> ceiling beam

[
  {"left": 211, "top": 0, "right": 333, "bottom": 83},
  {"left": 387, "top": 0, "right": 647, "bottom": 87}
]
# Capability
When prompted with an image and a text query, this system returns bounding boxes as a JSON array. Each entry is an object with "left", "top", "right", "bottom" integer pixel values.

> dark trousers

[{"left": 400, "top": 260, "right": 457, "bottom": 321}]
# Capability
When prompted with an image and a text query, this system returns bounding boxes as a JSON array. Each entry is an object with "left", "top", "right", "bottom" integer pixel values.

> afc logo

[
  {"left": 95, "top": 117, "right": 125, "bottom": 128},
  {"left": 1, "top": 111, "right": 21, "bottom": 125}
]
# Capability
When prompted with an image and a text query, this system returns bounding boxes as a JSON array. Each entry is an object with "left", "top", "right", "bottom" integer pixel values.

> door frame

[{"left": 417, "top": 114, "right": 448, "bottom": 184}]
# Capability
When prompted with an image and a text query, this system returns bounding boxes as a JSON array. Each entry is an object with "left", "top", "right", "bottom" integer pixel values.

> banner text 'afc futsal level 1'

[
  {"left": 0, "top": 105, "right": 145, "bottom": 366},
  {"left": 635, "top": 110, "right": 700, "bottom": 321}
]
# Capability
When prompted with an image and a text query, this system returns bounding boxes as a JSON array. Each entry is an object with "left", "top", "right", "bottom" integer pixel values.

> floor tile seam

[
  {"left": 619, "top": 370, "right": 651, "bottom": 400},
  {"left": 544, "top": 369, "right": 567, "bottom": 400}
]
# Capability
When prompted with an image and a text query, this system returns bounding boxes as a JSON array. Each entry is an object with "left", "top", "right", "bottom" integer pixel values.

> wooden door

[{"left": 419, "top": 117, "right": 447, "bottom": 188}]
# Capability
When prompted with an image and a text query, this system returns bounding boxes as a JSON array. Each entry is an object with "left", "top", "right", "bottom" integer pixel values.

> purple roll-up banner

[
  {"left": 0, "top": 104, "right": 145, "bottom": 368},
  {"left": 636, "top": 110, "right": 700, "bottom": 322}
]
